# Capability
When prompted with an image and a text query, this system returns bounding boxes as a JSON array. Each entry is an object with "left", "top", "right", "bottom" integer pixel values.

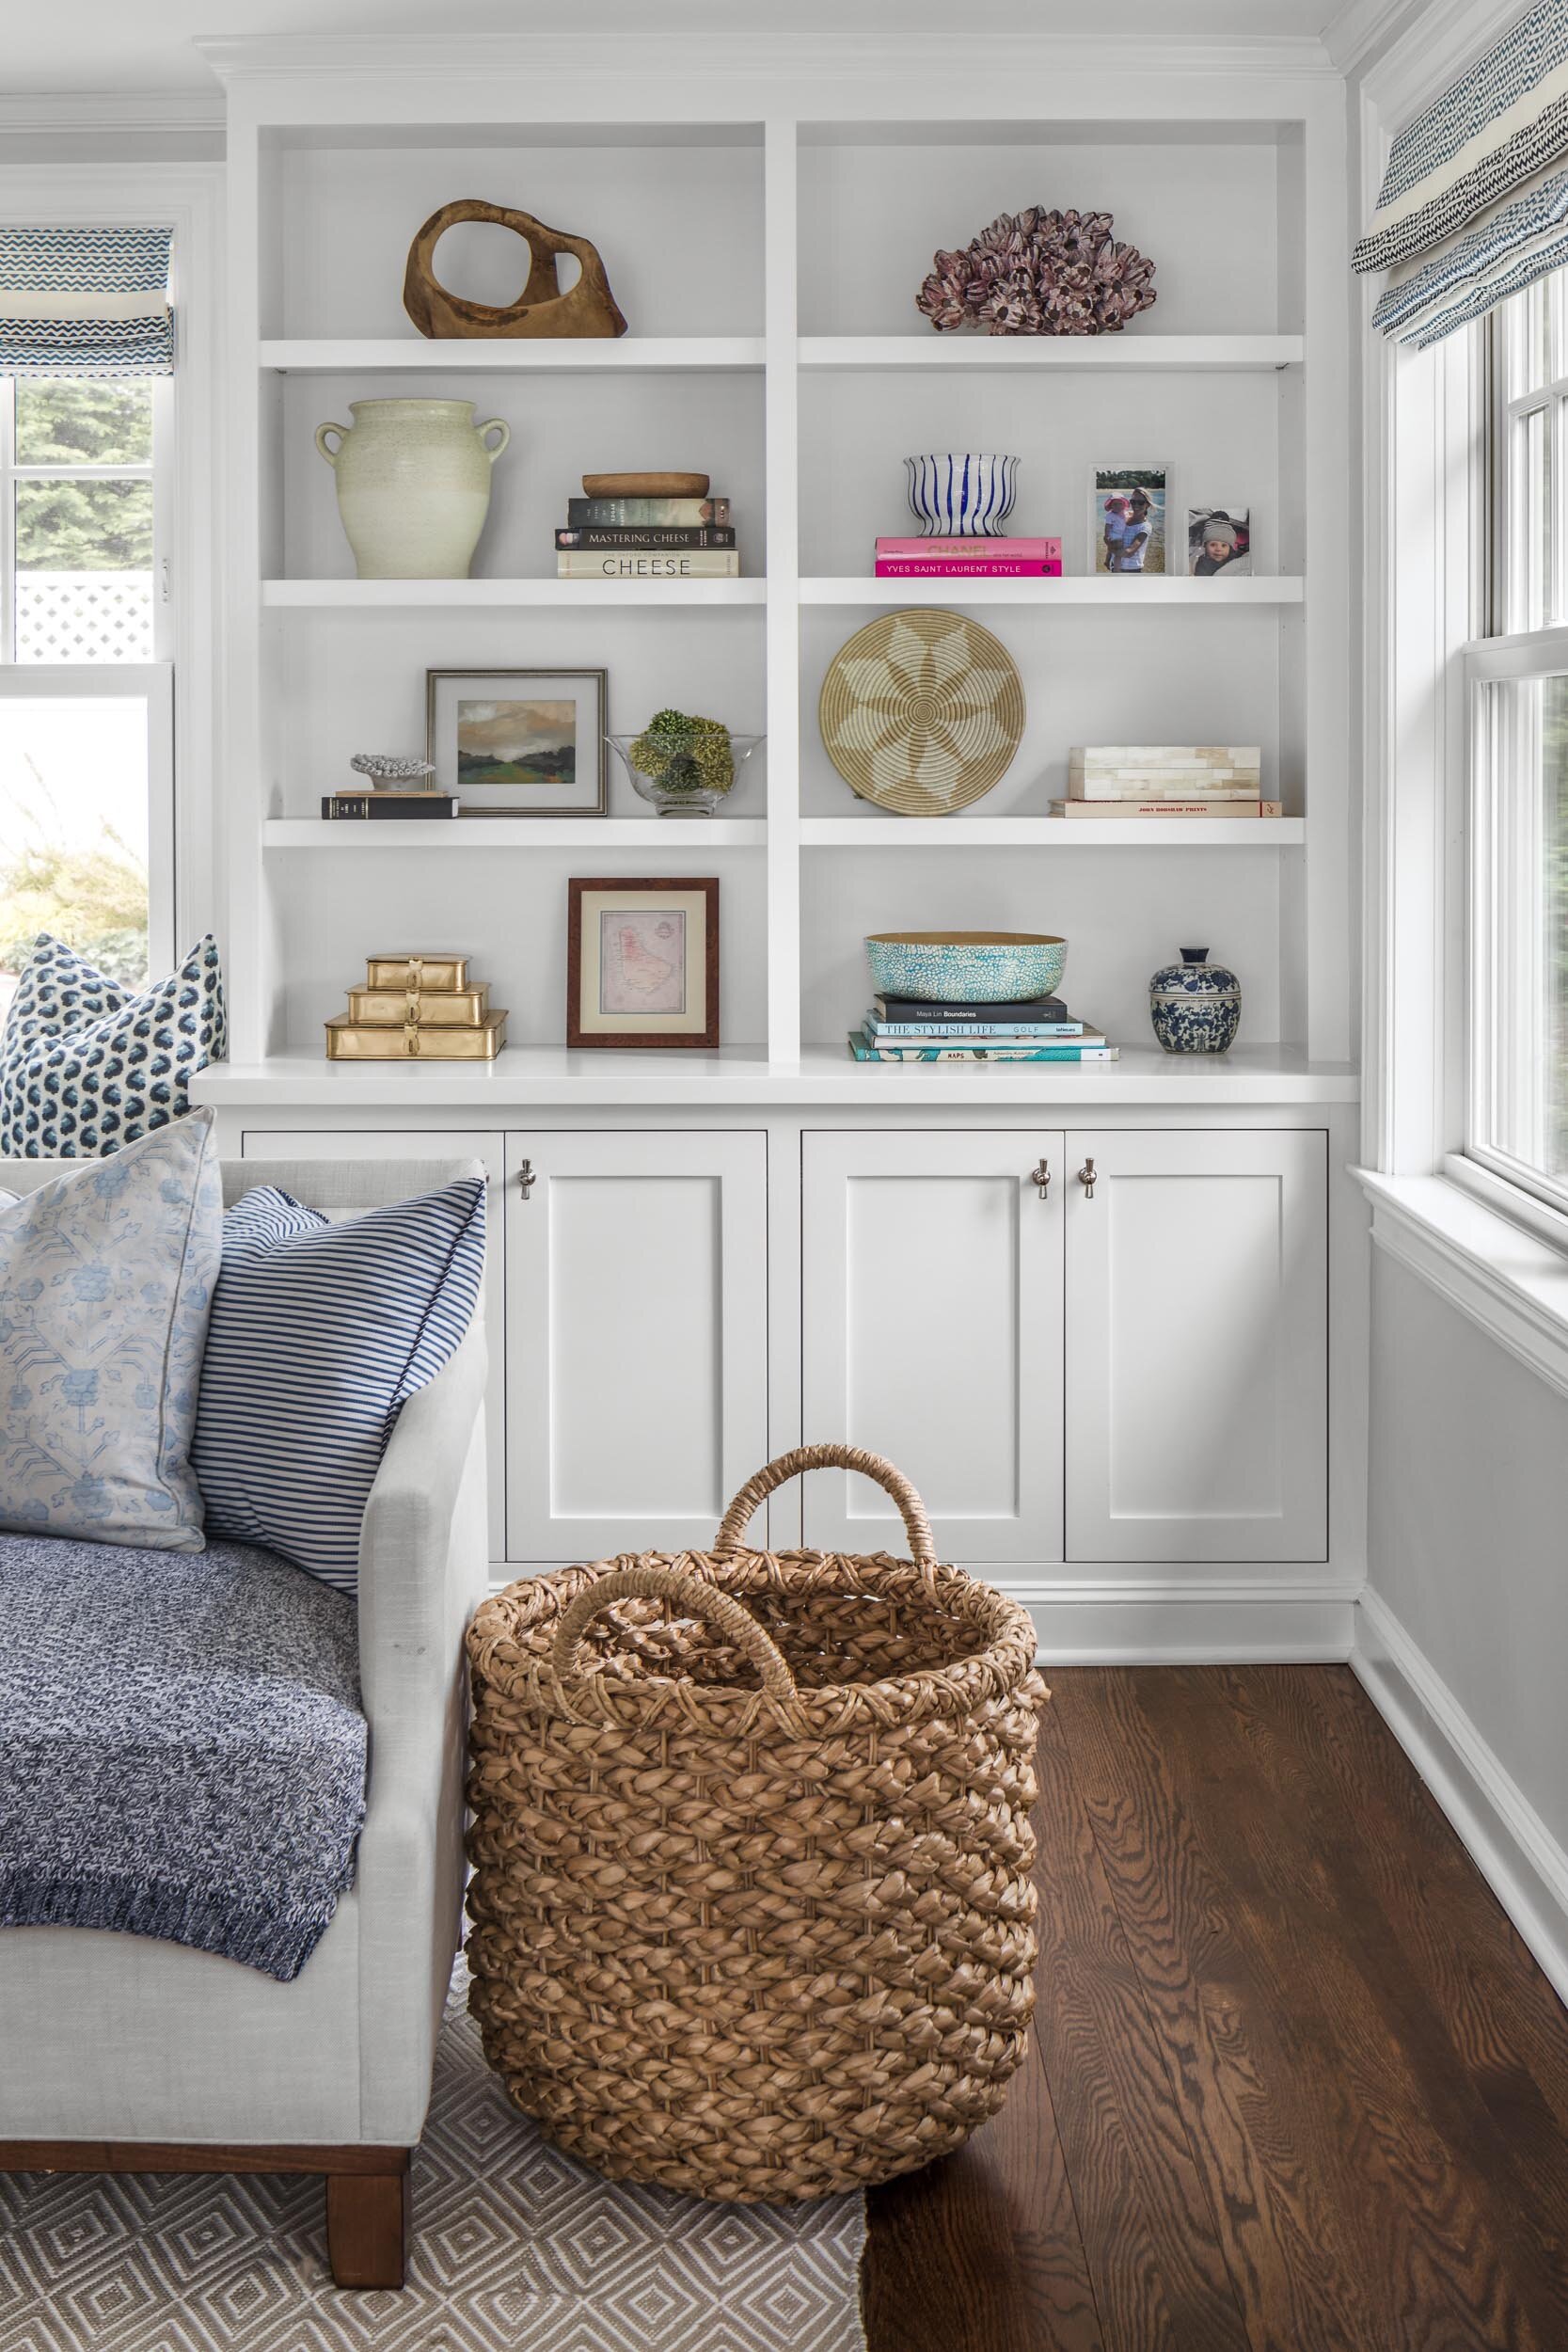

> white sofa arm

[{"left": 352, "top": 1324, "right": 489, "bottom": 2143}]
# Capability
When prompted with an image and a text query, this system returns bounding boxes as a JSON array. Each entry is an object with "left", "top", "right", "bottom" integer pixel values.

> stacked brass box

[{"left": 325, "top": 953, "right": 508, "bottom": 1060}]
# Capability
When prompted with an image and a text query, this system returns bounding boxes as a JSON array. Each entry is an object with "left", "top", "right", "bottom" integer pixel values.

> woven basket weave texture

[{"left": 465, "top": 1444, "right": 1049, "bottom": 2202}]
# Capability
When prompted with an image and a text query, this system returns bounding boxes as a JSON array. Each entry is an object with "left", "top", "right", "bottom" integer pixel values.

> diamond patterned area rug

[{"left": 0, "top": 1972, "right": 868, "bottom": 2352}]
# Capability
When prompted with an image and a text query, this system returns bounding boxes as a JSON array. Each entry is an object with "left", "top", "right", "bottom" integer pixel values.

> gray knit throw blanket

[{"left": 0, "top": 1533, "right": 366, "bottom": 1981}]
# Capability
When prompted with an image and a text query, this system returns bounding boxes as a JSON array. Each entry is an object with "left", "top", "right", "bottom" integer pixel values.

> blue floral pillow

[
  {"left": 0, "top": 1107, "right": 222, "bottom": 1549},
  {"left": 0, "top": 932, "right": 226, "bottom": 1157}
]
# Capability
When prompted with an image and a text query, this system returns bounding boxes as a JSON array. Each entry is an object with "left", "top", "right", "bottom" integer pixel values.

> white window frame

[
  {"left": 0, "top": 662, "right": 176, "bottom": 979},
  {"left": 0, "top": 373, "right": 172, "bottom": 666},
  {"left": 1356, "top": 1, "right": 1568, "bottom": 1404},
  {"left": 0, "top": 162, "right": 221, "bottom": 963}
]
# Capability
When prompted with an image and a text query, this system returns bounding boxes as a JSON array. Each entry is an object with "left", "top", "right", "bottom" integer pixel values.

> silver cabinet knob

[
  {"left": 517, "top": 1159, "right": 537, "bottom": 1198},
  {"left": 1029, "top": 1159, "right": 1051, "bottom": 1199},
  {"left": 1078, "top": 1157, "right": 1097, "bottom": 1200}
]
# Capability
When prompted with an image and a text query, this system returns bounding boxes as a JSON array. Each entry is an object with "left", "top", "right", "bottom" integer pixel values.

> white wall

[{"left": 1367, "top": 1254, "right": 1568, "bottom": 1863}]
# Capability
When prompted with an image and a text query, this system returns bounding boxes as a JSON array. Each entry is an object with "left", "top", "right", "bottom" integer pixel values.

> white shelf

[
  {"left": 192, "top": 1043, "right": 1359, "bottom": 1110},
  {"left": 259, "top": 337, "right": 766, "bottom": 373},
  {"left": 799, "top": 334, "right": 1304, "bottom": 373},
  {"left": 799, "top": 576, "right": 1304, "bottom": 607},
  {"left": 260, "top": 578, "right": 767, "bottom": 609},
  {"left": 800, "top": 816, "right": 1304, "bottom": 846},
  {"left": 264, "top": 817, "right": 767, "bottom": 849}
]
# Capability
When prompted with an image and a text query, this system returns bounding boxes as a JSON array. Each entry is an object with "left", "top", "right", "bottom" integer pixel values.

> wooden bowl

[{"left": 581, "top": 472, "right": 709, "bottom": 498}]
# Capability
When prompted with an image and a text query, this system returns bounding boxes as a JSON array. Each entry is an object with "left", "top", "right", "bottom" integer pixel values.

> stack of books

[
  {"left": 324, "top": 951, "right": 508, "bottom": 1061},
  {"left": 848, "top": 992, "right": 1118, "bottom": 1063},
  {"left": 556, "top": 493, "right": 739, "bottom": 580},
  {"left": 874, "top": 535, "right": 1063, "bottom": 580},
  {"left": 1052, "top": 744, "right": 1280, "bottom": 819}
]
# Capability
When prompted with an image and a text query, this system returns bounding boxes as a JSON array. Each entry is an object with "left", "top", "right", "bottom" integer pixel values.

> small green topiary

[{"left": 628, "top": 708, "right": 736, "bottom": 797}]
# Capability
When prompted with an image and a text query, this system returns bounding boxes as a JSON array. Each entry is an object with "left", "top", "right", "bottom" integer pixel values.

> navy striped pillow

[{"left": 192, "top": 1179, "right": 484, "bottom": 1592}]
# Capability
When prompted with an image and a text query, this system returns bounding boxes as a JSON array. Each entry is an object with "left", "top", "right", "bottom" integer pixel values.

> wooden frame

[
  {"left": 0, "top": 2140, "right": 411, "bottom": 2291},
  {"left": 567, "top": 876, "right": 720, "bottom": 1050},
  {"left": 425, "top": 665, "right": 609, "bottom": 817}
]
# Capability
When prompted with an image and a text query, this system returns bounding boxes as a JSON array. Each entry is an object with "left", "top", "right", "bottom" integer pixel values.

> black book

[
  {"left": 873, "top": 993, "right": 1069, "bottom": 1023},
  {"left": 556, "top": 525, "right": 737, "bottom": 550},
  {"left": 322, "top": 793, "right": 460, "bottom": 819}
]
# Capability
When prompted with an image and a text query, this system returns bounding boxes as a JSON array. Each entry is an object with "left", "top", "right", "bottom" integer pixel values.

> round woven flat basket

[
  {"left": 818, "top": 608, "right": 1026, "bottom": 817},
  {"left": 466, "top": 1443, "right": 1049, "bottom": 2202}
]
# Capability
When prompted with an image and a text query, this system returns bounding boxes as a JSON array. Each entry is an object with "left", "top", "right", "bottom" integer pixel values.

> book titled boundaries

[{"left": 873, "top": 993, "right": 1069, "bottom": 1023}]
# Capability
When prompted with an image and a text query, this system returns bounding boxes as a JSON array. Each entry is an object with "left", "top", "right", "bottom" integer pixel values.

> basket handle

[
  {"left": 714, "top": 1443, "right": 938, "bottom": 1570},
  {"left": 549, "top": 1562, "right": 803, "bottom": 1721}
]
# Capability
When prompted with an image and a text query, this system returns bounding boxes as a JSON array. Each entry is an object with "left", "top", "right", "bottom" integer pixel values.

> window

[
  {"left": 1469, "top": 268, "right": 1568, "bottom": 1216},
  {"left": 0, "top": 375, "right": 172, "bottom": 1025}
]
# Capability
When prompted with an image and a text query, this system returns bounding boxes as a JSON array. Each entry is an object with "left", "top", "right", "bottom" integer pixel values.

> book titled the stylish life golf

[
  {"left": 557, "top": 525, "right": 736, "bottom": 550},
  {"left": 566, "top": 495, "right": 731, "bottom": 527},
  {"left": 557, "top": 549, "right": 741, "bottom": 579},
  {"left": 864, "top": 1010, "right": 1096, "bottom": 1039},
  {"left": 848, "top": 1031, "right": 1119, "bottom": 1063}
]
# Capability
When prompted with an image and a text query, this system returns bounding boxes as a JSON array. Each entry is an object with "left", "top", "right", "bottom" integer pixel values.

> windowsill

[{"left": 1354, "top": 1166, "right": 1568, "bottom": 1403}]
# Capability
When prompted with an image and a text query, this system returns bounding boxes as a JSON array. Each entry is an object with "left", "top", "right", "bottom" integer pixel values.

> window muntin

[{"left": 1472, "top": 267, "right": 1568, "bottom": 1216}]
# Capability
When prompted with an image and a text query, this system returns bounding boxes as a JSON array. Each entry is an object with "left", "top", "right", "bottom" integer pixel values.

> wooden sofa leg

[{"left": 325, "top": 2163, "right": 411, "bottom": 2289}]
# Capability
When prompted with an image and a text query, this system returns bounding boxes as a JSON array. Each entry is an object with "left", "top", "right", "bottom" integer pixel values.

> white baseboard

[
  {"left": 1353, "top": 1587, "right": 1568, "bottom": 2008},
  {"left": 1018, "top": 1581, "right": 1357, "bottom": 1663}
]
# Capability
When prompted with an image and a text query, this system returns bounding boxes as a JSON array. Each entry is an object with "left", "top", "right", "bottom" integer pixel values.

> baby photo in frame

[{"left": 567, "top": 877, "right": 720, "bottom": 1049}]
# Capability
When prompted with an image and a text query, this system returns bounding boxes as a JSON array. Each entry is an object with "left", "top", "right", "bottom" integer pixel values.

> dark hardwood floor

[{"left": 863, "top": 1666, "right": 1568, "bottom": 2352}]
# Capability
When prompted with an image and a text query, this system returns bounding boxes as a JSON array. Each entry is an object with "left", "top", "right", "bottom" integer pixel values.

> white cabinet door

[
  {"left": 505, "top": 1131, "right": 768, "bottom": 1563},
  {"left": 238, "top": 1127, "right": 507, "bottom": 1559},
  {"left": 1064, "top": 1129, "right": 1328, "bottom": 1564},
  {"left": 801, "top": 1131, "right": 1065, "bottom": 1567}
]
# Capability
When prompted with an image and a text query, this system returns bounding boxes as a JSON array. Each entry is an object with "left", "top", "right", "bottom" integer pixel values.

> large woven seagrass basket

[{"left": 465, "top": 1442, "right": 1049, "bottom": 2202}]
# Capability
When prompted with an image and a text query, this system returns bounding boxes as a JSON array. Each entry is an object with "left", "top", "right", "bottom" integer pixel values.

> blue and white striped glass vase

[{"left": 904, "top": 453, "right": 1020, "bottom": 537}]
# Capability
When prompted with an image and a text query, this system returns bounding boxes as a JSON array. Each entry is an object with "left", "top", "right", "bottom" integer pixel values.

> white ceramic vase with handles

[{"left": 314, "top": 398, "right": 510, "bottom": 580}]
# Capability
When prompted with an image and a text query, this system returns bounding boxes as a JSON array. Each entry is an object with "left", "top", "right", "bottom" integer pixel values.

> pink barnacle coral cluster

[{"left": 916, "top": 207, "right": 1157, "bottom": 337}]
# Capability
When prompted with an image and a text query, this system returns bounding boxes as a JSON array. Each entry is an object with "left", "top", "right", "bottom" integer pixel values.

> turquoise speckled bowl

[{"left": 865, "top": 930, "right": 1069, "bottom": 1004}]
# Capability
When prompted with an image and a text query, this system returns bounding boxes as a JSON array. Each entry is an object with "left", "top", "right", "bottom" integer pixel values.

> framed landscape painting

[
  {"left": 567, "top": 877, "right": 720, "bottom": 1049},
  {"left": 426, "top": 668, "right": 608, "bottom": 815}
]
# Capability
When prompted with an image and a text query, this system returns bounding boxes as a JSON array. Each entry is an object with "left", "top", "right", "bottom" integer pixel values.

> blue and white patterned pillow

[
  {"left": 0, "top": 1107, "right": 222, "bottom": 1550},
  {"left": 192, "top": 1179, "right": 486, "bottom": 1593},
  {"left": 0, "top": 932, "right": 226, "bottom": 1157}
]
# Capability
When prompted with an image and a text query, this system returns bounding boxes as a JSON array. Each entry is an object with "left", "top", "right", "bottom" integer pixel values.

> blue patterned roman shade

[
  {"left": 1355, "top": 0, "right": 1568, "bottom": 346},
  {"left": 0, "top": 226, "right": 173, "bottom": 377}
]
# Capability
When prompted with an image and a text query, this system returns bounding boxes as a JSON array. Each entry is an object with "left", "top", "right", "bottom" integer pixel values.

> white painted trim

[
  {"left": 196, "top": 26, "right": 1338, "bottom": 85},
  {"left": 1321, "top": 0, "right": 1421, "bottom": 76},
  {"left": 1355, "top": 0, "right": 1528, "bottom": 122},
  {"left": 1353, "top": 1587, "right": 1568, "bottom": 2008},
  {"left": 0, "top": 161, "right": 222, "bottom": 964},
  {"left": 0, "top": 94, "right": 224, "bottom": 135},
  {"left": 1356, "top": 1165, "right": 1568, "bottom": 1401}
]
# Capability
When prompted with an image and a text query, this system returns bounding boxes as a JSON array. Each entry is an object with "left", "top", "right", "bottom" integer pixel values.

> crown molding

[
  {"left": 194, "top": 23, "right": 1338, "bottom": 86},
  {"left": 0, "top": 90, "right": 223, "bottom": 134},
  {"left": 1320, "top": 0, "right": 1419, "bottom": 72},
  {"left": 1355, "top": 0, "right": 1525, "bottom": 119}
]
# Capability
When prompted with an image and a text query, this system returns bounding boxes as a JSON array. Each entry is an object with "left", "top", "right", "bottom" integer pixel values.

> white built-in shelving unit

[{"left": 200, "top": 46, "right": 1352, "bottom": 1098}]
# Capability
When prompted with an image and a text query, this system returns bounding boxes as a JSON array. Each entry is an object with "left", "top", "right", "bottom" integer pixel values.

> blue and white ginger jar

[{"left": 1148, "top": 946, "right": 1241, "bottom": 1054}]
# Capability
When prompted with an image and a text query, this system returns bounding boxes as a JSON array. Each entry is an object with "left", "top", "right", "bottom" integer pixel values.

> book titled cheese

[{"left": 556, "top": 549, "right": 741, "bottom": 580}]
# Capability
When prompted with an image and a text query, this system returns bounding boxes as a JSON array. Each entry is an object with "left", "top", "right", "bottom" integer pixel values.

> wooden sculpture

[{"left": 403, "top": 200, "right": 627, "bottom": 340}]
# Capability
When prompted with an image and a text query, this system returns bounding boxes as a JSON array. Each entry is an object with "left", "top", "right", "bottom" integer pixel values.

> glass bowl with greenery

[{"left": 608, "top": 712, "right": 764, "bottom": 817}]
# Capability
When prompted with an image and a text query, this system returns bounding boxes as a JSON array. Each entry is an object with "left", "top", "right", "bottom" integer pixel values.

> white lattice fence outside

[{"left": 16, "top": 572, "right": 154, "bottom": 662}]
